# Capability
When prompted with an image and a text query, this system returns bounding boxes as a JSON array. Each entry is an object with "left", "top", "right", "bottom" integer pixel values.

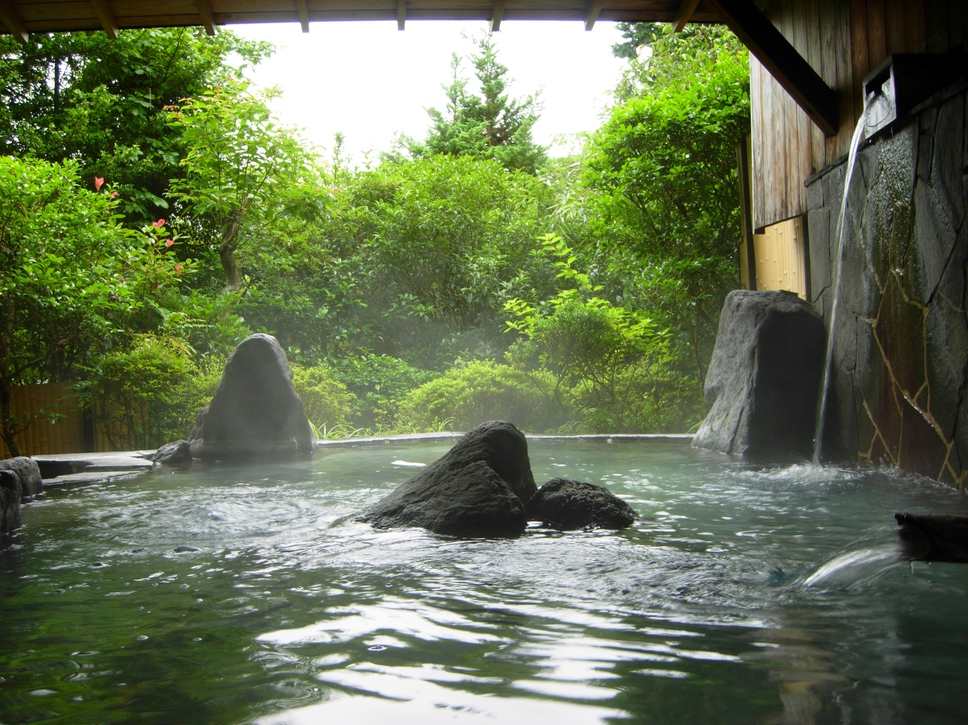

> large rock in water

[
  {"left": 0, "top": 470, "right": 22, "bottom": 536},
  {"left": 360, "top": 420, "right": 537, "bottom": 538},
  {"left": 693, "top": 290, "right": 825, "bottom": 462},
  {"left": 0, "top": 457, "right": 43, "bottom": 501},
  {"left": 189, "top": 334, "right": 314, "bottom": 461},
  {"left": 527, "top": 478, "right": 636, "bottom": 531}
]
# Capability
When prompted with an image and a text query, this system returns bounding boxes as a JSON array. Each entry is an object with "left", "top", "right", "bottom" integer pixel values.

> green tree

[
  {"left": 611, "top": 22, "right": 664, "bottom": 60},
  {"left": 0, "top": 156, "right": 184, "bottom": 455},
  {"left": 313, "top": 155, "right": 555, "bottom": 368},
  {"left": 167, "top": 80, "right": 322, "bottom": 293},
  {"left": 405, "top": 33, "right": 546, "bottom": 174},
  {"left": 581, "top": 25, "right": 749, "bottom": 382},
  {"left": 0, "top": 29, "right": 271, "bottom": 222}
]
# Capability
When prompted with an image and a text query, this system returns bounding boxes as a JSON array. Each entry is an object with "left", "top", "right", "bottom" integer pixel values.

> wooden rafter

[
  {"left": 0, "top": 0, "right": 28, "bottom": 43},
  {"left": 90, "top": 0, "right": 118, "bottom": 39},
  {"left": 672, "top": 0, "right": 701, "bottom": 33},
  {"left": 296, "top": 0, "right": 309, "bottom": 32},
  {"left": 584, "top": 0, "right": 602, "bottom": 31},
  {"left": 197, "top": 0, "right": 217, "bottom": 36},
  {"left": 397, "top": 0, "right": 406, "bottom": 30},
  {"left": 491, "top": 0, "right": 505, "bottom": 32},
  {"left": 706, "top": 0, "right": 838, "bottom": 136}
]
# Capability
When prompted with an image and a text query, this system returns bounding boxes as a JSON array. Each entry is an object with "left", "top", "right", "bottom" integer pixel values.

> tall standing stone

[
  {"left": 189, "top": 334, "right": 315, "bottom": 461},
  {"left": 693, "top": 290, "right": 825, "bottom": 462}
]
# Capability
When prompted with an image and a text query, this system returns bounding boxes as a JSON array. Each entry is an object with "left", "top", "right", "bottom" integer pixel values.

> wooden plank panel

[
  {"left": 903, "top": 0, "right": 925, "bottom": 53},
  {"left": 923, "top": 0, "right": 946, "bottom": 53},
  {"left": 950, "top": 0, "right": 967, "bottom": 52},
  {"left": 1, "top": 382, "right": 84, "bottom": 458},
  {"left": 849, "top": 0, "right": 870, "bottom": 124},
  {"left": 805, "top": 0, "right": 825, "bottom": 176},
  {"left": 866, "top": 0, "right": 887, "bottom": 66}
]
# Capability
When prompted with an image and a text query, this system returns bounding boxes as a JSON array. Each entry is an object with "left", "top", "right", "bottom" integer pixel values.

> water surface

[{"left": 2, "top": 438, "right": 968, "bottom": 723}]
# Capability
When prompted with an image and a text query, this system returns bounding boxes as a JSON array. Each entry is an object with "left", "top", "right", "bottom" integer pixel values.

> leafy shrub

[
  {"left": 394, "top": 360, "right": 566, "bottom": 433},
  {"left": 291, "top": 363, "right": 355, "bottom": 436},
  {"left": 327, "top": 353, "right": 437, "bottom": 431},
  {"left": 80, "top": 335, "right": 218, "bottom": 450}
]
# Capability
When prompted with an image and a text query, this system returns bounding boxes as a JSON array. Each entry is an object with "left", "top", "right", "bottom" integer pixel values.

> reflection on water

[{"left": 2, "top": 439, "right": 968, "bottom": 724}]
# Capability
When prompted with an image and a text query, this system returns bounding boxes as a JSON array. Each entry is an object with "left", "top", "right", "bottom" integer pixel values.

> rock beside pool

[
  {"left": 189, "top": 334, "right": 315, "bottom": 461},
  {"left": 151, "top": 440, "right": 193, "bottom": 467},
  {"left": 360, "top": 420, "right": 537, "bottom": 538},
  {"left": 527, "top": 478, "right": 636, "bottom": 531},
  {"left": 693, "top": 290, "right": 825, "bottom": 462},
  {"left": 1, "top": 470, "right": 22, "bottom": 535},
  {"left": 0, "top": 456, "right": 43, "bottom": 501},
  {"left": 895, "top": 512, "right": 968, "bottom": 563}
]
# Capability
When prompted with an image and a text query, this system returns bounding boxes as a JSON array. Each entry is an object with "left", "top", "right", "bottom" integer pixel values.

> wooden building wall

[{"left": 751, "top": 0, "right": 968, "bottom": 230}]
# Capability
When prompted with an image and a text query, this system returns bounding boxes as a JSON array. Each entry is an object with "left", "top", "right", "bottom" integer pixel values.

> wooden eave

[{"left": 0, "top": 0, "right": 838, "bottom": 135}]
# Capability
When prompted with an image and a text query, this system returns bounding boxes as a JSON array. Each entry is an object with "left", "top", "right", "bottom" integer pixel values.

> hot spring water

[{"left": 3, "top": 438, "right": 968, "bottom": 723}]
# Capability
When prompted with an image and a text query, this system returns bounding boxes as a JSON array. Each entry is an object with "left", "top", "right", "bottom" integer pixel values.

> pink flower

[
  {"left": 152, "top": 219, "right": 166, "bottom": 228},
  {"left": 164, "top": 239, "right": 174, "bottom": 248},
  {"left": 174, "top": 264, "right": 183, "bottom": 273},
  {"left": 94, "top": 177, "right": 104, "bottom": 191},
  {"left": 110, "top": 192, "right": 118, "bottom": 200}
]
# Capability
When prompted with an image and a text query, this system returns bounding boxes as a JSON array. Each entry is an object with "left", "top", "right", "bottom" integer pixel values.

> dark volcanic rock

[
  {"left": 895, "top": 512, "right": 968, "bottom": 563},
  {"left": 527, "top": 478, "right": 636, "bottom": 531},
  {"left": 0, "top": 470, "right": 21, "bottom": 535},
  {"left": 0, "top": 456, "right": 43, "bottom": 501},
  {"left": 151, "top": 440, "right": 193, "bottom": 467},
  {"left": 188, "top": 334, "right": 315, "bottom": 461},
  {"left": 360, "top": 420, "right": 537, "bottom": 538},
  {"left": 693, "top": 290, "right": 825, "bottom": 462}
]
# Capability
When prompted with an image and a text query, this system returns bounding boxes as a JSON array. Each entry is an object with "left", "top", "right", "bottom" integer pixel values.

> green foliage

[
  {"left": 167, "top": 80, "right": 323, "bottom": 291},
  {"left": 404, "top": 33, "right": 546, "bottom": 174},
  {"left": 0, "top": 155, "right": 184, "bottom": 454},
  {"left": 291, "top": 363, "right": 355, "bottom": 434},
  {"left": 78, "top": 335, "right": 218, "bottom": 450},
  {"left": 0, "top": 29, "right": 271, "bottom": 223},
  {"left": 611, "top": 22, "right": 664, "bottom": 60},
  {"left": 314, "top": 155, "right": 554, "bottom": 368},
  {"left": 327, "top": 353, "right": 437, "bottom": 431},
  {"left": 395, "top": 360, "right": 565, "bottom": 434},
  {"left": 582, "top": 25, "right": 749, "bottom": 381},
  {"left": 504, "top": 235, "right": 699, "bottom": 432}
]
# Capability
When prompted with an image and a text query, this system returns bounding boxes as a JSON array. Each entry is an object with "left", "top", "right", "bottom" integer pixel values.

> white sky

[{"left": 232, "top": 20, "right": 627, "bottom": 164}]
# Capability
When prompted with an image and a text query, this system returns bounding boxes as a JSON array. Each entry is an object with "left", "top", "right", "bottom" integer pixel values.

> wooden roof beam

[
  {"left": 490, "top": 0, "right": 504, "bottom": 32},
  {"left": 197, "top": 0, "right": 217, "bottom": 35},
  {"left": 296, "top": 0, "right": 309, "bottom": 32},
  {"left": 706, "top": 0, "right": 838, "bottom": 136},
  {"left": 90, "top": 0, "right": 118, "bottom": 39},
  {"left": 584, "top": 0, "right": 602, "bottom": 31},
  {"left": 0, "top": 0, "right": 29, "bottom": 43},
  {"left": 397, "top": 0, "right": 405, "bottom": 30},
  {"left": 671, "top": 0, "right": 700, "bottom": 33}
]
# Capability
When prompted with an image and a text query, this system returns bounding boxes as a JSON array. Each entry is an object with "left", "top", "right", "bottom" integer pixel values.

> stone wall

[{"left": 805, "top": 81, "right": 967, "bottom": 487}]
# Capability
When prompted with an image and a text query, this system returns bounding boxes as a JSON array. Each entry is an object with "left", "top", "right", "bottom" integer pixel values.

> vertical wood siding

[
  {"left": 751, "top": 0, "right": 968, "bottom": 229},
  {"left": 0, "top": 383, "right": 85, "bottom": 458}
]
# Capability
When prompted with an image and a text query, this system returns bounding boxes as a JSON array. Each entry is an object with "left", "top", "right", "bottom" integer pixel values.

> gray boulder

[
  {"left": 360, "top": 420, "right": 537, "bottom": 538},
  {"left": 189, "top": 334, "right": 315, "bottom": 461},
  {"left": 0, "top": 456, "right": 43, "bottom": 501},
  {"left": 151, "top": 440, "right": 193, "bottom": 467},
  {"left": 1, "top": 470, "right": 21, "bottom": 536},
  {"left": 693, "top": 290, "right": 825, "bottom": 462},
  {"left": 527, "top": 478, "right": 636, "bottom": 531}
]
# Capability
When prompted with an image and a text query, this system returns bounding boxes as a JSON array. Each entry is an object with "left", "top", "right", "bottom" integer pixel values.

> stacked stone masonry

[{"left": 806, "top": 82, "right": 968, "bottom": 487}]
